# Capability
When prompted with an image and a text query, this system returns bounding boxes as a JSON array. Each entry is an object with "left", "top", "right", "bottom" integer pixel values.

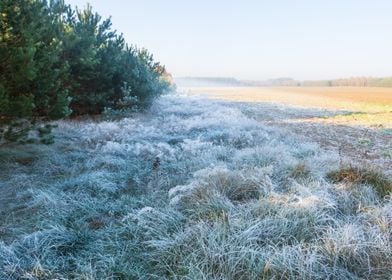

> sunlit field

[
  {"left": 185, "top": 87, "right": 392, "bottom": 128},
  {"left": 1, "top": 90, "right": 391, "bottom": 279},
  {"left": 186, "top": 87, "right": 392, "bottom": 174}
]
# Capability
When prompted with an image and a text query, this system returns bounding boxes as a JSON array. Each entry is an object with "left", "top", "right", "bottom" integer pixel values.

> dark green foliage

[
  {"left": 2, "top": 120, "right": 32, "bottom": 142},
  {"left": 60, "top": 3, "right": 172, "bottom": 114},
  {"left": 0, "top": 0, "right": 71, "bottom": 120},
  {"left": 38, "top": 124, "right": 55, "bottom": 144},
  {"left": 0, "top": 0, "right": 172, "bottom": 142}
]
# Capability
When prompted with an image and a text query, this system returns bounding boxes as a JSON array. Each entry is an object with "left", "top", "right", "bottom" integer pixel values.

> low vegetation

[
  {"left": 1, "top": 94, "right": 391, "bottom": 279},
  {"left": 328, "top": 166, "right": 392, "bottom": 198}
]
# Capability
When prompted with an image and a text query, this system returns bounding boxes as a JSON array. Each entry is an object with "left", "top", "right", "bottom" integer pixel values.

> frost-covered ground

[{"left": 0, "top": 92, "right": 391, "bottom": 279}]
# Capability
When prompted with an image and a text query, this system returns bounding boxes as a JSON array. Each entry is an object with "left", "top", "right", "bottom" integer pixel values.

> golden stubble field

[
  {"left": 184, "top": 87, "right": 392, "bottom": 128},
  {"left": 184, "top": 86, "right": 392, "bottom": 173}
]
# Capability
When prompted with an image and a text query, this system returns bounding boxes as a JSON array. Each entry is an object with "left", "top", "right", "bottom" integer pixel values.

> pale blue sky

[{"left": 66, "top": 0, "right": 392, "bottom": 80}]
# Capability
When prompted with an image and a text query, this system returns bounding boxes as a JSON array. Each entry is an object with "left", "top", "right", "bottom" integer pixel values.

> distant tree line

[
  {"left": 175, "top": 77, "right": 244, "bottom": 87},
  {"left": 301, "top": 77, "right": 392, "bottom": 87},
  {"left": 177, "top": 76, "right": 392, "bottom": 88},
  {"left": 0, "top": 0, "right": 172, "bottom": 142},
  {"left": 250, "top": 77, "right": 392, "bottom": 87}
]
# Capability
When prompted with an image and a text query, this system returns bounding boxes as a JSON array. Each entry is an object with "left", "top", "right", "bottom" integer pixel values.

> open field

[
  {"left": 185, "top": 87, "right": 392, "bottom": 173},
  {"left": 185, "top": 87, "right": 392, "bottom": 128},
  {"left": 185, "top": 87, "right": 392, "bottom": 112},
  {"left": 0, "top": 91, "right": 391, "bottom": 279}
]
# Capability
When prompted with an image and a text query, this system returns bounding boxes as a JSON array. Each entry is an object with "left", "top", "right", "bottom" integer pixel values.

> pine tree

[{"left": 0, "top": 0, "right": 172, "bottom": 142}]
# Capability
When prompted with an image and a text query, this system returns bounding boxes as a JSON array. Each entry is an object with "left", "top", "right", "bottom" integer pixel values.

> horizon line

[{"left": 174, "top": 75, "right": 392, "bottom": 81}]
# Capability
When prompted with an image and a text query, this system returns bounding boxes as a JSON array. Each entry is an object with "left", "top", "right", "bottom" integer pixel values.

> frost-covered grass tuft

[
  {"left": 0, "top": 93, "right": 391, "bottom": 279},
  {"left": 328, "top": 166, "right": 392, "bottom": 198}
]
